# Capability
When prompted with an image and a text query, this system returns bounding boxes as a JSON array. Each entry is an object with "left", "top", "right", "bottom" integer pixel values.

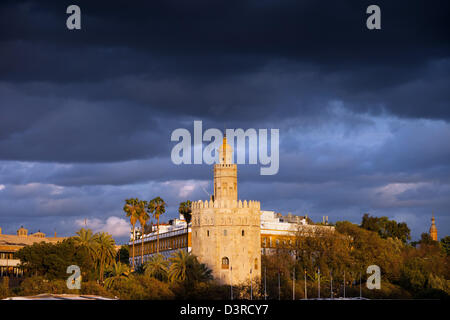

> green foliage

[
  {"left": 80, "top": 281, "right": 115, "bottom": 298},
  {"left": 116, "top": 245, "right": 130, "bottom": 265},
  {"left": 147, "top": 197, "right": 167, "bottom": 255},
  {"left": 361, "top": 213, "right": 411, "bottom": 243},
  {"left": 16, "top": 238, "right": 95, "bottom": 280},
  {"left": 147, "top": 197, "right": 166, "bottom": 221},
  {"left": 441, "top": 236, "right": 450, "bottom": 256},
  {"left": 124, "top": 198, "right": 141, "bottom": 269},
  {"left": 427, "top": 273, "right": 450, "bottom": 294},
  {"left": 123, "top": 198, "right": 141, "bottom": 227},
  {"left": 104, "top": 262, "right": 130, "bottom": 289},
  {"left": 16, "top": 229, "right": 117, "bottom": 284},
  {"left": 95, "top": 232, "right": 116, "bottom": 282},
  {"left": 168, "top": 250, "right": 212, "bottom": 284},
  {"left": 73, "top": 228, "right": 97, "bottom": 261},
  {"left": 335, "top": 221, "right": 403, "bottom": 282},
  {"left": 18, "top": 276, "right": 72, "bottom": 296},
  {"left": 178, "top": 200, "right": 192, "bottom": 224},
  {"left": 419, "top": 233, "right": 436, "bottom": 245},
  {"left": 259, "top": 217, "right": 449, "bottom": 299},
  {"left": 137, "top": 200, "right": 150, "bottom": 230},
  {"left": 400, "top": 257, "right": 429, "bottom": 291},
  {"left": 108, "top": 274, "right": 174, "bottom": 300},
  {"left": 295, "top": 226, "right": 355, "bottom": 278},
  {"left": 144, "top": 253, "right": 169, "bottom": 281},
  {"left": 0, "top": 277, "right": 10, "bottom": 299}
]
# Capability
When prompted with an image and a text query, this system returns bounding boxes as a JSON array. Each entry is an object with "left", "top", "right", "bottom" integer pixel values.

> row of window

[
  {"left": 196, "top": 229, "right": 247, "bottom": 237},
  {"left": 0, "top": 252, "right": 15, "bottom": 259},
  {"left": 194, "top": 217, "right": 253, "bottom": 225},
  {"left": 221, "top": 257, "right": 259, "bottom": 270},
  {"left": 0, "top": 266, "right": 23, "bottom": 277},
  {"left": 261, "top": 237, "right": 294, "bottom": 248},
  {"left": 215, "top": 182, "right": 237, "bottom": 197},
  {"left": 141, "top": 236, "right": 188, "bottom": 254}
]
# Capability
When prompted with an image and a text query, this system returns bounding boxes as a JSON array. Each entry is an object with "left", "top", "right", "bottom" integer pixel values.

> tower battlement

[{"left": 192, "top": 199, "right": 261, "bottom": 210}]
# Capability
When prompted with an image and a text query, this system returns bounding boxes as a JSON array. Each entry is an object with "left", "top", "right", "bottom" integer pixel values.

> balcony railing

[
  {"left": 0, "top": 259, "right": 20, "bottom": 267},
  {"left": 132, "top": 228, "right": 190, "bottom": 245}
]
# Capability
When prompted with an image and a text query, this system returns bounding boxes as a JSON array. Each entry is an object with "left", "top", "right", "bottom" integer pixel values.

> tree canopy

[{"left": 361, "top": 213, "right": 411, "bottom": 243}]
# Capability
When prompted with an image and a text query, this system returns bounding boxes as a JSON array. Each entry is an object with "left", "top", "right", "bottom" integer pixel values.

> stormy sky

[{"left": 0, "top": 0, "right": 449, "bottom": 244}]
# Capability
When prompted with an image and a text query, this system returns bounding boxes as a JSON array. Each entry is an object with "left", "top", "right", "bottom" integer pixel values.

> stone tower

[
  {"left": 191, "top": 135, "right": 261, "bottom": 285},
  {"left": 429, "top": 213, "right": 438, "bottom": 241}
]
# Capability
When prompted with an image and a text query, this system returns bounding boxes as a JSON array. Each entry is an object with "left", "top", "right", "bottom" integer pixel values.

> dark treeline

[{"left": 262, "top": 218, "right": 449, "bottom": 300}]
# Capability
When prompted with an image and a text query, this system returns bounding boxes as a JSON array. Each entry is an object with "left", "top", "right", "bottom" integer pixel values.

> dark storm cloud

[
  {"left": 0, "top": 0, "right": 449, "bottom": 241},
  {"left": 0, "top": 86, "right": 170, "bottom": 162},
  {"left": 1, "top": 0, "right": 449, "bottom": 119}
]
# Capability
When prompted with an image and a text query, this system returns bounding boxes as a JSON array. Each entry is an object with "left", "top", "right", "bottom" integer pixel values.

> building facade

[{"left": 131, "top": 218, "right": 191, "bottom": 266}]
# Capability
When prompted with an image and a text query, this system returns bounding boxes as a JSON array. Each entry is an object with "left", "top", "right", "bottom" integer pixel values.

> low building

[
  {"left": 260, "top": 211, "right": 334, "bottom": 254},
  {"left": 0, "top": 226, "right": 66, "bottom": 277},
  {"left": 131, "top": 217, "right": 191, "bottom": 265}
]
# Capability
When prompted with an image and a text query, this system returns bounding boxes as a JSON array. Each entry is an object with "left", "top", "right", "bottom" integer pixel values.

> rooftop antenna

[{"left": 201, "top": 186, "right": 211, "bottom": 197}]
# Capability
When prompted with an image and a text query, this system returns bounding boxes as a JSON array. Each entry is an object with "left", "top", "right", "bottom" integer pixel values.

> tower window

[
  {"left": 207, "top": 230, "right": 210, "bottom": 237},
  {"left": 222, "top": 257, "right": 229, "bottom": 269},
  {"left": 242, "top": 230, "right": 245, "bottom": 236}
]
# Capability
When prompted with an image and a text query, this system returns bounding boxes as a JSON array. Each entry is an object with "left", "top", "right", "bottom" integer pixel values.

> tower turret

[{"left": 213, "top": 134, "right": 237, "bottom": 201}]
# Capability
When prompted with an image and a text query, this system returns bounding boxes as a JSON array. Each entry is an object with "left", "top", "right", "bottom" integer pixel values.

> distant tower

[
  {"left": 429, "top": 213, "right": 438, "bottom": 241},
  {"left": 191, "top": 134, "right": 261, "bottom": 285}
]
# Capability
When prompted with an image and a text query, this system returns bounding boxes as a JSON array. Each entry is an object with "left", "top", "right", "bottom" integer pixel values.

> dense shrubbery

[
  {"left": 260, "top": 219, "right": 449, "bottom": 299},
  {"left": 0, "top": 277, "right": 9, "bottom": 299},
  {"left": 8, "top": 230, "right": 222, "bottom": 299},
  {"left": 107, "top": 275, "right": 174, "bottom": 300},
  {"left": 361, "top": 213, "right": 411, "bottom": 243},
  {"left": 17, "top": 276, "right": 70, "bottom": 296},
  {"left": 15, "top": 238, "right": 96, "bottom": 280}
]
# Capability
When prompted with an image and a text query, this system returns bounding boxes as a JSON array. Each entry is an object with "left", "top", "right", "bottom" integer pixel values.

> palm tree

[
  {"left": 73, "top": 228, "right": 97, "bottom": 261},
  {"left": 168, "top": 250, "right": 191, "bottom": 283},
  {"left": 124, "top": 198, "right": 140, "bottom": 270},
  {"left": 168, "top": 250, "right": 212, "bottom": 284},
  {"left": 137, "top": 200, "right": 150, "bottom": 266},
  {"left": 178, "top": 200, "right": 192, "bottom": 251},
  {"left": 94, "top": 232, "right": 116, "bottom": 282},
  {"left": 104, "top": 262, "right": 130, "bottom": 289},
  {"left": 144, "top": 253, "right": 169, "bottom": 281},
  {"left": 147, "top": 197, "right": 166, "bottom": 254}
]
